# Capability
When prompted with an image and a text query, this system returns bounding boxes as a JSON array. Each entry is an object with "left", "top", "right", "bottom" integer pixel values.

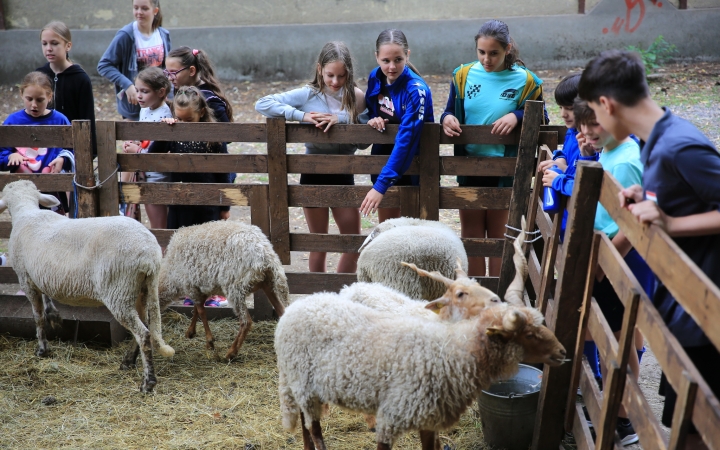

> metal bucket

[{"left": 477, "top": 364, "right": 543, "bottom": 450}]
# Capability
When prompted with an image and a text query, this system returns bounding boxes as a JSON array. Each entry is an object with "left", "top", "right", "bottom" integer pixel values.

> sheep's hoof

[
  {"left": 35, "top": 346, "right": 50, "bottom": 358},
  {"left": 185, "top": 330, "right": 196, "bottom": 339},
  {"left": 224, "top": 350, "right": 238, "bottom": 361},
  {"left": 205, "top": 340, "right": 215, "bottom": 351},
  {"left": 119, "top": 361, "right": 136, "bottom": 370},
  {"left": 140, "top": 377, "right": 157, "bottom": 394},
  {"left": 45, "top": 313, "right": 63, "bottom": 331}
]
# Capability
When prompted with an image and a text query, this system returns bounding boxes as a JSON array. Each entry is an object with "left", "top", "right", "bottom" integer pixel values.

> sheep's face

[
  {"left": 0, "top": 180, "right": 60, "bottom": 214},
  {"left": 486, "top": 307, "right": 567, "bottom": 366}
]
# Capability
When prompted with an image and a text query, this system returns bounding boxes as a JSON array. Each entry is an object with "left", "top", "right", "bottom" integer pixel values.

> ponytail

[{"left": 475, "top": 20, "right": 525, "bottom": 70}]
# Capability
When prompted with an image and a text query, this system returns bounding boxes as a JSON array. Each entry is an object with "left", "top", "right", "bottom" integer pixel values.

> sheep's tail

[
  {"left": 267, "top": 250, "right": 290, "bottom": 307},
  {"left": 145, "top": 269, "right": 175, "bottom": 358},
  {"left": 278, "top": 371, "right": 300, "bottom": 431}
]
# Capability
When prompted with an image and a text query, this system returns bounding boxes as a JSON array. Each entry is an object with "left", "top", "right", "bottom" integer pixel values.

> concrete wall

[{"left": 1, "top": 0, "right": 719, "bottom": 84}]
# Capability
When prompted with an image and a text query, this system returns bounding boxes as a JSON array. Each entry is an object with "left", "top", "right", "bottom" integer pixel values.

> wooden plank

[
  {"left": 0, "top": 222, "right": 10, "bottom": 239},
  {"left": 579, "top": 0, "right": 586, "bottom": 14},
  {"left": 532, "top": 162, "right": 604, "bottom": 450},
  {"left": 498, "top": 101, "right": 543, "bottom": 298},
  {"left": 571, "top": 402, "right": 594, "bottom": 450},
  {"left": 535, "top": 201, "right": 553, "bottom": 241},
  {"left": 150, "top": 229, "right": 174, "bottom": 248},
  {"left": 0, "top": 174, "right": 73, "bottom": 191},
  {"left": 0, "top": 267, "right": 18, "bottom": 284},
  {"left": 439, "top": 186, "right": 512, "bottom": 210},
  {"left": 287, "top": 154, "right": 414, "bottom": 175},
  {"left": 115, "top": 121, "right": 267, "bottom": 142},
  {"left": 286, "top": 123, "right": 396, "bottom": 145},
  {"left": 579, "top": 358, "right": 604, "bottom": 429},
  {"left": 418, "top": 123, "right": 440, "bottom": 221},
  {"left": 248, "top": 185, "right": 271, "bottom": 238},
  {"left": 439, "top": 156, "right": 516, "bottom": 177},
  {"left": 120, "top": 182, "right": 252, "bottom": 206},
  {"left": 525, "top": 146, "right": 552, "bottom": 257},
  {"left": 462, "top": 238, "right": 505, "bottom": 258},
  {"left": 438, "top": 125, "right": 519, "bottom": 145},
  {"left": 286, "top": 272, "right": 358, "bottom": 294},
  {"left": 0, "top": 125, "right": 74, "bottom": 148},
  {"left": 540, "top": 125, "right": 568, "bottom": 143},
  {"left": 96, "top": 121, "right": 119, "bottom": 217},
  {"left": 288, "top": 185, "right": 402, "bottom": 208},
  {"left": 528, "top": 247, "right": 543, "bottom": 295},
  {"left": 538, "top": 131, "right": 560, "bottom": 151},
  {"left": 400, "top": 186, "right": 420, "bottom": 218},
  {"left": 537, "top": 200, "right": 566, "bottom": 315},
  {"left": 565, "top": 233, "right": 601, "bottom": 431},
  {"left": 599, "top": 171, "right": 720, "bottom": 352},
  {"left": 266, "top": 118, "right": 291, "bottom": 264},
  {"left": 679, "top": 0, "right": 688, "bottom": 9},
  {"left": 289, "top": 233, "right": 365, "bottom": 253},
  {"left": 587, "top": 298, "right": 619, "bottom": 364},
  {"left": 668, "top": 372, "right": 699, "bottom": 450},
  {"left": 621, "top": 376, "right": 670, "bottom": 450},
  {"left": 72, "top": 121, "right": 96, "bottom": 218},
  {"left": 118, "top": 153, "right": 268, "bottom": 174}
]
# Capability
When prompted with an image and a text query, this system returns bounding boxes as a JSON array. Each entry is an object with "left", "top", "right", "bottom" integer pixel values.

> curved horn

[
  {"left": 455, "top": 257, "right": 469, "bottom": 280},
  {"left": 504, "top": 216, "right": 528, "bottom": 306},
  {"left": 401, "top": 262, "right": 454, "bottom": 287}
]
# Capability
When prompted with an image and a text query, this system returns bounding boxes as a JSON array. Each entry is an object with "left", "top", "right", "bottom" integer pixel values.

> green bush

[{"left": 627, "top": 35, "right": 677, "bottom": 75}]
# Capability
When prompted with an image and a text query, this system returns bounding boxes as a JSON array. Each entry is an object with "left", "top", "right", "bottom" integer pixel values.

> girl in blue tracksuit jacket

[{"left": 361, "top": 29, "right": 434, "bottom": 221}]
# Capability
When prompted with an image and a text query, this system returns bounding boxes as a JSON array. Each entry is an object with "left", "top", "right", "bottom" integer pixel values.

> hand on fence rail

[
  {"left": 490, "top": 112, "right": 518, "bottom": 136},
  {"left": 303, "top": 112, "right": 339, "bottom": 132},
  {"left": 360, "top": 188, "right": 383, "bottom": 217},
  {"left": 441, "top": 115, "right": 462, "bottom": 137},
  {"left": 367, "top": 117, "right": 388, "bottom": 133}
]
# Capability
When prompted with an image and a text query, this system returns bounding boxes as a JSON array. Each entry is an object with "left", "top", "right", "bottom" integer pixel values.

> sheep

[
  {"left": 357, "top": 217, "right": 468, "bottom": 300},
  {"left": 156, "top": 220, "right": 289, "bottom": 361},
  {"left": 0, "top": 180, "right": 173, "bottom": 393},
  {"left": 274, "top": 293, "right": 566, "bottom": 450}
]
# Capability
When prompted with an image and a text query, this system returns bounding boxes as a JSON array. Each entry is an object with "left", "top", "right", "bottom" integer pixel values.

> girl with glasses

[{"left": 97, "top": 0, "right": 171, "bottom": 121}]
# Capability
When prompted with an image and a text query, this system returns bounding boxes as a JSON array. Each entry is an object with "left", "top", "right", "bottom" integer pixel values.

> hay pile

[{"left": 0, "top": 312, "right": 489, "bottom": 449}]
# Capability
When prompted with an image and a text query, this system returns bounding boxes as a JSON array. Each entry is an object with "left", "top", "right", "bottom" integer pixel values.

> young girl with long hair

[
  {"left": 361, "top": 29, "right": 434, "bottom": 222},
  {"left": 441, "top": 19, "right": 548, "bottom": 277},
  {"left": 120, "top": 67, "right": 172, "bottom": 228},
  {"left": 98, "top": 0, "right": 171, "bottom": 121},
  {"left": 0, "top": 72, "right": 74, "bottom": 213},
  {"left": 256, "top": 41, "right": 366, "bottom": 273}
]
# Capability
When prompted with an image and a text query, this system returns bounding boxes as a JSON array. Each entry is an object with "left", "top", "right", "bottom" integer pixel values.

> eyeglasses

[{"left": 163, "top": 66, "right": 189, "bottom": 80}]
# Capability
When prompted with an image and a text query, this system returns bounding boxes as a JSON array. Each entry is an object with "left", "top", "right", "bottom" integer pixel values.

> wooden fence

[{"left": 526, "top": 152, "right": 720, "bottom": 449}]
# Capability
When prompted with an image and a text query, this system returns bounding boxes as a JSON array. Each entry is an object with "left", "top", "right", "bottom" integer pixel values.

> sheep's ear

[
  {"left": 358, "top": 226, "right": 384, "bottom": 253},
  {"left": 0, "top": 199, "right": 6, "bottom": 213},
  {"left": 425, "top": 298, "right": 449, "bottom": 313},
  {"left": 502, "top": 309, "right": 528, "bottom": 332},
  {"left": 39, "top": 193, "right": 61, "bottom": 208},
  {"left": 455, "top": 257, "right": 469, "bottom": 280},
  {"left": 401, "top": 261, "right": 453, "bottom": 286},
  {"left": 486, "top": 327, "right": 512, "bottom": 340}
]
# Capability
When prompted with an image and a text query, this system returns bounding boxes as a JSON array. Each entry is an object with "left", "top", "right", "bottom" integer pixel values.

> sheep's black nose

[{"left": 560, "top": 349, "right": 567, "bottom": 356}]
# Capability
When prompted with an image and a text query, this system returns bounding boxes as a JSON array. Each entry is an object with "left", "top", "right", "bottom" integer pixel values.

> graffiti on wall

[{"left": 602, "top": 0, "right": 665, "bottom": 34}]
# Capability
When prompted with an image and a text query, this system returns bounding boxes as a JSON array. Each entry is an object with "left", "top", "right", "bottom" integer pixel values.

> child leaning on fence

[
  {"left": 255, "top": 41, "right": 367, "bottom": 274},
  {"left": 581, "top": 50, "right": 720, "bottom": 449},
  {"left": 0, "top": 71, "right": 74, "bottom": 215}
]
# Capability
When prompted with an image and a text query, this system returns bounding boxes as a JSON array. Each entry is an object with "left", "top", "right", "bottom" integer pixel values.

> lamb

[
  {"left": 0, "top": 180, "right": 173, "bottom": 393},
  {"left": 275, "top": 293, "right": 566, "bottom": 450},
  {"left": 356, "top": 217, "right": 468, "bottom": 300},
  {"left": 157, "top": 220, "right": 289, "bottom": 361}
]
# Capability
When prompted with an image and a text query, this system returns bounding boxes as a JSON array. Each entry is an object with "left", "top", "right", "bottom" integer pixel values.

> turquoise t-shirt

[
  {"left": 594, "top": 139, "right": 643, "bottom": 238},
  {"left": 464, "top": 63, "right": 529, "bottom": 157}
]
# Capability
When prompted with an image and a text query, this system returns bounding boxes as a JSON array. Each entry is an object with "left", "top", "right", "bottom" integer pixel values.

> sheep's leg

[
  {"left": 224, "top": 287, "right": 253, "bottom": 360},
  {"left": 419, "top": 430, "right": 440, "bottom": 450},
  {"left": 226, "top": 308, "right": 252, "bottom": 361},
  {"left": 300, "top": 413, "right": 316, "bottom": 450},
  {"left": 185, "top": 305, "right": 199, "bottom": 339},
  {"left": 260, "top": 282, "right": 286, "bottom": 318},
  {"left": 364, "top": 414, "right": 377, "bottom": 431},
  {"left": 27, "top": 289, "right": 51, "bottom": 357},
  {"left": 42, "top": 294, "right": 63, "bottom": 331},
  {"left": 108, "top": 303, "right": 157, "bottom": 393},
  {"left": 376, "top": 443, "right": 391, "bottom": 450},
  {"left": 121, "top": 342, "right": 140, "bottom": 369},
  {"left": 309, "top": 419, "right": 327, "bottom": 450},
  {"left": 194, "top": 300, "right": 215, "bottom": 351}
]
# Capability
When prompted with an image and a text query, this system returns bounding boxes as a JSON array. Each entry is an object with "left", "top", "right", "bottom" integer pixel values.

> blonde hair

[
  {"left": 309, "top": 42, "right": 359, "bottom": 123},
  {"left": 173, "top": 86, "right": 216, "bottom": 123},
  {"left": 40, "top": 21, "right": 72, "bottom": 62},
  {"left": 20, "top": 72, "right": 54, "bottom": 98}
]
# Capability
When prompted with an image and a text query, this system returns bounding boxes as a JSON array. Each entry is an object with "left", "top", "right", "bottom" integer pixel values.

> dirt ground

[{"left": 0, "top": 62, "right": 718, "bottom": 448}]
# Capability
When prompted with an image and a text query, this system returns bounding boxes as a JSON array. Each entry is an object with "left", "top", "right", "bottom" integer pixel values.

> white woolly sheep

[
  {"left": 157, "top": 220, "right": 289, "bottom": 361},
  {"left": 357, "top": 217, "right": 469, "bottom": 300},
  {"left": 275, "top": 293, "right": 566, "bottom": 450},
  {"left": 0, "top": 180, "right": 174, "bottom": 393}
]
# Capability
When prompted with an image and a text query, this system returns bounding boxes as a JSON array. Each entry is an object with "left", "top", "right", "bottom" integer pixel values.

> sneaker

[
  {"left": 183, "top": 298, "right": 194, "bottom": 306},
  {"left": 0, "top": 254, "right": 6, "bottom": 266},
  {"left": 616, "top": 418, "right": 639, "bottom": 446},
  {"left": 204, "top": 295, "right": 226, "bottom": 307}
]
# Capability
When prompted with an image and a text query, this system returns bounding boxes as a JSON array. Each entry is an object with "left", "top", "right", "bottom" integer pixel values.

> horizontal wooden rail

[
  {"left": 0, "top": 173, "right": 74, "bottom": 191},
  {"left": 0, "top": 125, "right": 75, "bottom": 148},
  {"left": 120, "top": 182, "right": 264, "bottom": 206},
  {"left": 115, "top": 121, "right": 267, "bottom": 142},
  {"left": 118, "top": 153, "right": 268, "bottom": 174}
]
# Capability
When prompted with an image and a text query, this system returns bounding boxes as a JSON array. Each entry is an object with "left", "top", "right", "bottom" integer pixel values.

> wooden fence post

[
  {"left": 418, "top": 123, "right": 440, "bottom": 221},
  {"left": 497, "top": 100, "right": 543, "bottom": 299},
  {"left": 266, "top": 118, "right": 291, "bottom": 265},
  {"left": 532, "top": 161, "right": 604, "bottom": 450},
  {"left": 72, "top": 121, "right": 96, "bottom": 218},
  {"left": 96, "top": 121, "right": 119, "bottom": 217}
]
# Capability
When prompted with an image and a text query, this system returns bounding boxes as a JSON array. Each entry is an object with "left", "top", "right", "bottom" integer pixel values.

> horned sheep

[
  {"left": 274, "top": 292, "right": 566, "bottom": 450},
  {"left": 0, "top": 180, "right": 173, "bottom": 393},
  {"left": 356, "top": 217, "right": 469, "bottom": 300},
  {"left": 156, "top": 220, "right": 289, "bottom": 361}
]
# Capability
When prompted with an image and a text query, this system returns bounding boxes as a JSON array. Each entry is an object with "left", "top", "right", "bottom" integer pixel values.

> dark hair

[
  {"left": 578, "top": 50, "right": 649, "bottom": 107},
  {"left": 40, "top": 21, "right": 72, "bottom": 62},
  {"left": 375, "top": 29, "right": 421, "bottom": 76},
  {"left": 554, "top": 73, "right": 581, "bottom": 107},
  {"left": 167, "top": 46, "right": 234, "bottom": 121},
  {"left": 174, "top": 86, "right": 216, "bottom": 123},
  {"left": 309, "top": 42, "right": 359, "bottom": 123},
  {"left": 136, "top": 67, "right": 171, "bottom": 101},
  {"left": 475, "top": 20, "right": 524, "bottom": 70},
  {"left": 572, "top": 96, "right": 596, "bottom": 128},
  {"left": 20, "top": 71, "right": 54, "bottom": 98}
]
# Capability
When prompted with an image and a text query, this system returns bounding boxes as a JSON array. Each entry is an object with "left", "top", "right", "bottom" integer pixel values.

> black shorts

[
  {"left": 659, "top": 343, "right": 720, "bottom": 430},
  {"left": 299, "top": 173, "right": 354, "bottom": 186},
  {"left": 457, "top": 175, "right": 514, "bottom": 188}
]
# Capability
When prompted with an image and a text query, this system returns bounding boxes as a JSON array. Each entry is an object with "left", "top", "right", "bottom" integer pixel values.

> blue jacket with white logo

[{"left": 365, "top": 66, "right": 434, "bottom": 194}]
